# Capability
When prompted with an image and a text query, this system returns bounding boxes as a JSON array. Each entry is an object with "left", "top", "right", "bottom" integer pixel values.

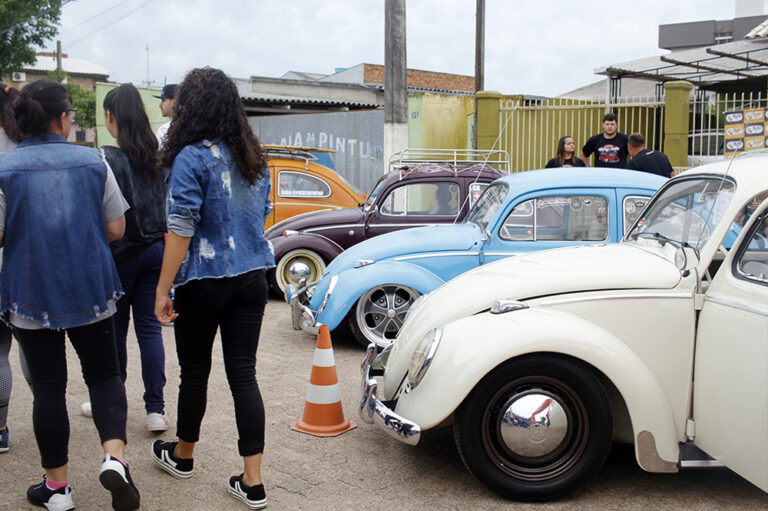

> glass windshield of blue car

[{"left": 466, "top": 182, "right": 509, "bottom": 231}]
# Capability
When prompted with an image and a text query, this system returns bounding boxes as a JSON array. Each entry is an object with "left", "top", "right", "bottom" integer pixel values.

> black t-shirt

[
  {"left": 626, "top": 149, "right": 673, "bottom": 178},
  {"left": 545, "top": 157, "right": 586, "bottom": 168},
  {"left": 582, "top": 133, "right": 628, "bottom": 168}
]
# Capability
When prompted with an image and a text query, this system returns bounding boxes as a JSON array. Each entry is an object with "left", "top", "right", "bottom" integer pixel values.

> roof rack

[
  {"left": 262, "top": 145, "right": 335, "bottom": 169},
  {"left": 388, "top": 148, "right": 510, "bottom": 176}
]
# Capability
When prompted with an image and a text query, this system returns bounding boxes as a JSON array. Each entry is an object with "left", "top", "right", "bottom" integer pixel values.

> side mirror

[
  {"left": 676, "top": 245, "right": 700, "bottom": 274},
  {"left": 481, "top": 229, "right": 491, "bottom": 243}
]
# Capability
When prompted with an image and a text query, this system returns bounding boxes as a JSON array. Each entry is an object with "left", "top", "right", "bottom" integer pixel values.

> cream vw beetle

[{"left": 361, "top": 151, "right": 768, "bottom": 501}]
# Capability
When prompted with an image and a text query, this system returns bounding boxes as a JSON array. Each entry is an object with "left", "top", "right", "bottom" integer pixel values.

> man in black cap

[
  {"left": 626, "top": 133, "right": 673, "bottom": 178},
  {"left": 154, "top": 84, "right": 177, "bottom": 147}
]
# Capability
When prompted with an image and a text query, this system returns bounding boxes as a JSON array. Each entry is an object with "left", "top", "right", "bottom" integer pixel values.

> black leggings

[
  {"left": 172, "top": 269, "right": 268, "bottom": 457},
  {"left": 14, "top": 317, "right": 127, "bottom": 469}
]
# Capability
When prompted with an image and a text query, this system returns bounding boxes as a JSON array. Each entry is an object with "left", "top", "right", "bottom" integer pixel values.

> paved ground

[{"left": 2, "top": 298, "right": 767, "bottom": 510}]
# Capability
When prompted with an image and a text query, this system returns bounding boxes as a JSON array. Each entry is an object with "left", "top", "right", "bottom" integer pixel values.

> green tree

[
  {"left": 47, "top": 69, "right": 96, "bottom": 129},
  {"left": 0, "top": 1, "right": 62, "bottom": 76}
]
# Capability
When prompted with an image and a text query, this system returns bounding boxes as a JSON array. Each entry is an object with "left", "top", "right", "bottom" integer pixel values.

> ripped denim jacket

[{"left": 167, "top": 139, "right": 275, "bottom": 288}]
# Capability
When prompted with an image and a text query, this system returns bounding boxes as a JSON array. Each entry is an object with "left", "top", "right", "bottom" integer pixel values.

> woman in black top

[
  {"left": 93, "top": 83, "right": 169, "bottom": 432},
  {"left": 545, "top": 135, "right": 586, "bottom": 168}
]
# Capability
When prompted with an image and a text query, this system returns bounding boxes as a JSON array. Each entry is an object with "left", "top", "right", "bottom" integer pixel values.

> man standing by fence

[
  {"left": 580, "top": 113, "right": 628, "bottom": 168},
  {"left": 626, "top": 133, "right": 673, "bottom": 178}
]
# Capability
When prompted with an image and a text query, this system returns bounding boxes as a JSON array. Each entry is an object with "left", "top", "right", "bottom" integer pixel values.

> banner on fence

[{"left": 724, "top": 108, "right": 768, "bottom": 156}]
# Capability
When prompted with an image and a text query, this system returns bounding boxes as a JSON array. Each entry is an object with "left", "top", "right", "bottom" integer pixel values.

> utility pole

[
  {"left": 473, "top": 0, "right": 485, "bottom": 149},
  {"left": 384, "top": 0, "right": 408, "bottom": 171},
  {"left": 143, "top": 44, "right": 154, "bottom": 88}
]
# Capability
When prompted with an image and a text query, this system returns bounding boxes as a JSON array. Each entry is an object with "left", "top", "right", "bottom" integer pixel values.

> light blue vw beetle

[{"left": 288, "top": 167, "right": 667, "bottom": 347}]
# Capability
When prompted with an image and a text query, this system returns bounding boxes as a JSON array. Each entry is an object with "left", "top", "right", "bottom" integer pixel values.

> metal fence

[
  {"left": 497, "top": 97, "right": 666, "bottom": 172},
  {"left": 689, "top": 90, "right": 767, "bottom": 166}
]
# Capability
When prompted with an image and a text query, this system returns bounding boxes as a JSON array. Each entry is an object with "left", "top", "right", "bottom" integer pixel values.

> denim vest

[
  {"left": 0, "top": 134, "right": 124, "bottom": 329},
  {"left": 167, "top": 139, "right": 275, "bottom": 288}
]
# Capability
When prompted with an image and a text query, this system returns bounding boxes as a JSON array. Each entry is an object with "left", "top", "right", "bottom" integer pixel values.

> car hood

[
  {"left": 384, "top": 243, "right": 682, "bottom": 394},
  {"left": 266, "top": 206, "right": 365, "bottom": 239},
  {"left": 324, "top": 223, "right": 479, "bottom": 276}
]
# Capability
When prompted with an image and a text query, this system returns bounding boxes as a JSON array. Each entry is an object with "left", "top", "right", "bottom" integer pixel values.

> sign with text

[{"left": 724, "top": 107, "right": 768, "bottom": 156}]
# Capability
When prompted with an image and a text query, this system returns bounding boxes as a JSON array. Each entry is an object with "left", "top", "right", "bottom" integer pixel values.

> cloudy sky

[{"left": 52, "top": 0, "right": 765, "bottom": 97}]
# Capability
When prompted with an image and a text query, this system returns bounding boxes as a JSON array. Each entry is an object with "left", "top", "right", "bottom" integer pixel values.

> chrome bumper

[
  {"left": 359, "top": 344, "right": 421, "bottom": 446},
  {"left": 287, "top": 281, "right": 319, "bottom": 335}
]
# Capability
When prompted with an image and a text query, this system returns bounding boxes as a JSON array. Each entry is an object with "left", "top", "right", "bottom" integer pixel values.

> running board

[{"left": 679, "top": 442, "right": 725, "bottom": 468}]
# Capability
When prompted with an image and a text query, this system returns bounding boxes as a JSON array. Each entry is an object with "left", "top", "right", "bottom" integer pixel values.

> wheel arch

[
  {"left": 393, "top": 308, "right": 680, "bottom": 472},
  {"left": 271, "top": 233, "right": 343, "bottom": 264}
]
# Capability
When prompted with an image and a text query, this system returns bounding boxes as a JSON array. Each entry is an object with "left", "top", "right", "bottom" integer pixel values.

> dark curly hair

[
  {"left": 103, "top": 83, "right": 160, "bottom": 178},
  {"left": 1, "top": 83, "right": 21, "bottom": 143},
  {"left": 159, "top": 67, "right": 266, "bottom": 184}
]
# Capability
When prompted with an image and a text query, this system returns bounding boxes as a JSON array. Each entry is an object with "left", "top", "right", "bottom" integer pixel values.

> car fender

[
  {"left": 270, "top": 233, "right": 344, "bottom": 263},
  {"left": 395, "top": 307, "right": 679, "bottom": 471},
  {"left": 316, "top": 260, "right": 446, "bottom": 331}
]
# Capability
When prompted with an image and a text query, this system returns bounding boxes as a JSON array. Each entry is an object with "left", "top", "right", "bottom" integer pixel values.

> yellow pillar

[
  {"left": 476, "top": 91, "right": 502, "bottom": 151},
  {"left": 663, "top": 81, "right": 694, "bottom": 168}
]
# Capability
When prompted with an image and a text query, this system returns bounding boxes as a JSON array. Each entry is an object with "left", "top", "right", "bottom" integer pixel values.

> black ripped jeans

[{"left": 172, "top": 269, "right": 268, "bottom": 457}]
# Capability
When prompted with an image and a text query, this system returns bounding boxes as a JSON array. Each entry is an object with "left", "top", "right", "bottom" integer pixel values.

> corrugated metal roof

[
  {"left": 20, "top": 55, "right": 110, "bottom": 77},
  {"left": 745, "top": 18, "right": 768, "bottom": 39},
  {"left": 239, "top": 91, "right": 379, "bottom": 108}
]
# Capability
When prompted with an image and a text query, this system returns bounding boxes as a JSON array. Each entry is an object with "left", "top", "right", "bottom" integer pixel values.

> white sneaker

[
  {"left": 147, "top": 412, "right": 169, "bottom": 432},
  {"left": 80, "top": 402, "right": 92, "bottom": 418}
]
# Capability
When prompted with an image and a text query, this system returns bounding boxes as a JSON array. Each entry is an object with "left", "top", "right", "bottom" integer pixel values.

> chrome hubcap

[{"left": 499, "top": 393, "right": 568, "bottom": 458}]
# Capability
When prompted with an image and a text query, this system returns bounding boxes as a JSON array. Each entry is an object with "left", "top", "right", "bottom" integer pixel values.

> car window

[
  {"left": 468, "top": 182, "right": 490, "bottom": 210},
  {"left": 499, "top": 195, "right": 609, "bottom": 242},
  {"left": 277, "top": 171, "right": 331, "bottom": 198},
  {"left": 466, "top": 182, "right": 509, "bottom": 231},
  {"left": 623, "top": 196, "right": 651, "bottom": 234},
  {"left": 734, "top": 211, "right": 768, "bottom": 286},
  {"left": 379, "top": 182, "right": 460, "bottom": 216}
]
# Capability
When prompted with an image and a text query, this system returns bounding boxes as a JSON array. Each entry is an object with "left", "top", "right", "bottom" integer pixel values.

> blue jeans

[{"left": 114, "top": 241, "right": 166, "bottom": 414}]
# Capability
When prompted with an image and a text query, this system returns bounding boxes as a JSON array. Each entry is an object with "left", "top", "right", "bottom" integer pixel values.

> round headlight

[{"left": 407, "top": 328, "right": 442, "bottom": 390}]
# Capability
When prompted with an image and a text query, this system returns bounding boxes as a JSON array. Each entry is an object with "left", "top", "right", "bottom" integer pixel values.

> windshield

[
  {"left": 626, "top": 176, "right": 736, "bottom": 250},
  {"left": 465, "top": 182, "right": 509, "bottom": 231},
  {"left": 364, "top": 177, "right": 387, "bottom": 209}
]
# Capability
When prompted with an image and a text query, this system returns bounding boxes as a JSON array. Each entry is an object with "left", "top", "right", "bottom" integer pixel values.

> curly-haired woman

[{"left": 151, "top": 68, "right": 274, "bottom": 510}]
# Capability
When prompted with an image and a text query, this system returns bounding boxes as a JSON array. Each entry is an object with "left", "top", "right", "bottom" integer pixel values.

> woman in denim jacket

[
  {"left": 0, "top": 80, "right": 140, "bottom": 511},
  {"left": 151, "top": 68, "right": 275, "bottom": 510}
]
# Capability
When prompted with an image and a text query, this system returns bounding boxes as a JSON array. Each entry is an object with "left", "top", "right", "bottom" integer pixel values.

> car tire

[
  {"left": 273, "top": 249, "right": 326, "bottom": 299},
  {"left": 453, "top": 354, "right": 612, "bottom": 501},
  {"left": 348, "top": 284, "right": 420, "bottom": 349}
]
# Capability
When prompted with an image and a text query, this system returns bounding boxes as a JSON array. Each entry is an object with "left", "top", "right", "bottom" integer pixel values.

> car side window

[
  {"left": 499, "top": 195, "right": 609, "bottom": 242},
  {"left": 468, "top": 183, "right": 490, "bottom": 210},
  {"left": 277, "top": 171, "right": 331, "bottom": 198},
  {"left": 380, "top": 182, "right": 459, "bottom": 216},
  {"left": 623, "top": 196, "right": 651, "bottom": 234},
  {"left": 734, "top": 211, "right": 768, "bottom": 286}
]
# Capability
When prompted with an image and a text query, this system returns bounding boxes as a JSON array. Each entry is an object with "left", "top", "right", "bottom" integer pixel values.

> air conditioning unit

[{"left": 11, "top": 72, "right": 26, "bottom": 82}]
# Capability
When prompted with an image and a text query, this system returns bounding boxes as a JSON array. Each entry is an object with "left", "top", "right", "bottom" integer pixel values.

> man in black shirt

[
  {"left": 580, "top": 113, "right": 629, "bottom": 168},
  {"left": 626, "top": 133, "right": 673, "bottom": 178}
]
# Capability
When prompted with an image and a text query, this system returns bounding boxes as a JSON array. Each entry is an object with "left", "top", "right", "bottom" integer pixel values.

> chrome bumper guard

[
  {"left": 359, "top": 343, "right": 421, "bottom": 446},
  {"left": 287, "top": 280, "right": 319, "bottom": 335}
]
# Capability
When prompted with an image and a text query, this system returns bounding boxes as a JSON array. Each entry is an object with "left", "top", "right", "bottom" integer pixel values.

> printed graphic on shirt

[{"left": 597, "top": 144, "right": 622, "bottom": 164}]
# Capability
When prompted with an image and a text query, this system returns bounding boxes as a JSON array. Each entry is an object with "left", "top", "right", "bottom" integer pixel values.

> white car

[{"left": 360, "top": 151, "right": 768, "bottom": 501}]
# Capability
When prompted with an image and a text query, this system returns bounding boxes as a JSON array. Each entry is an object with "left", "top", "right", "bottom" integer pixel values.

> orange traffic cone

[{"left": 290, "top": 324, "right": 356, "bottom": 437}]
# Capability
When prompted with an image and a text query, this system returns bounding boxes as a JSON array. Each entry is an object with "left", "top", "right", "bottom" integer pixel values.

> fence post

[
  {"left": 476, "top": 91, "right": 502, "bottom": 151},
  {"left": 663, "top": 81, "right": 694, "bottom": 168}
]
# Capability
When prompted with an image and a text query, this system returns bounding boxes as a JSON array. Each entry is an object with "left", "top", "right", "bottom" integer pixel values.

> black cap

[{"left": 154, "top": 84, "right": 177, "bottom": 100}]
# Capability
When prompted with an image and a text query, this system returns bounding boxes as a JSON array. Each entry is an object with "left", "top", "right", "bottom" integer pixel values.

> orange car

[{"left": 264, "top": 146, "right": 366, "bottom": 229}]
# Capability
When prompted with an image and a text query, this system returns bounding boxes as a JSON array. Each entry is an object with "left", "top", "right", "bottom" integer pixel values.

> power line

[
  {"left": 0, "top": 0, "right": 77, "bottom": 37},
  {"left": 65, "top": 0, "right": 134, "bottom": 32},
  {"left": 64, "top": 0, "right": 158, "bottom": 48}
]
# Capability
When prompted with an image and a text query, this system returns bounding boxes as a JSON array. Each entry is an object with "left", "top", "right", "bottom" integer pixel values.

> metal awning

[{"left": 596, "top": 39, "right": 768, "bottom": 87}]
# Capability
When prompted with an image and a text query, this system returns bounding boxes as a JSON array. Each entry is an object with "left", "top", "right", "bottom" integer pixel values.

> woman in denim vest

[
  {"left": 151, "top": 68, "right": 275, "bottom": 510},
  {"left": 81, "top": 83, "right": 170, "bottom": 433},
  {"left": 0, "top": 80, "right": 140, "bottom": 511}
]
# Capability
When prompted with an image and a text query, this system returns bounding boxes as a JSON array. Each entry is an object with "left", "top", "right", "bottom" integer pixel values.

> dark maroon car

[{"left": 266, "top": 153, "right": 508, "bottom": 296}]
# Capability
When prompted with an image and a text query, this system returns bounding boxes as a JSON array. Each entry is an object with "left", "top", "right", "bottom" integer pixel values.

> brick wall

[{"left": 363, "top": 64, "right": 474, "bottom": 92}]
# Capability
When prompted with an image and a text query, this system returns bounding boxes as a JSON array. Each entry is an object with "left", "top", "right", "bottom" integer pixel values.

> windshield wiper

[{"left": 629, "top": 231, "right": 683, "bottom": 248}]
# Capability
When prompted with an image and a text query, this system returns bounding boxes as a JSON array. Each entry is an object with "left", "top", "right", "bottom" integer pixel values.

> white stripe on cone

[
  {"left": 313, "top": 347, "right": 335, "bottom": 367},
  {"left": 306, "top": 383, "right": 341, "bottom": 405}
]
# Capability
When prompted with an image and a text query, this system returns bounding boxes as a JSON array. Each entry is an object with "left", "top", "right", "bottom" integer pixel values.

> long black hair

[
  {"left": 12, "top": 80, "right": 69, "bottom": 138},
  {"left": 159, "top": 67, "right": 266, "bottom": 184},
  {"left": 0, "top": 83, "right": 20, "bottom": 143},
  {"left": 103, "top": 83, "right": 160, "bottom": 177},
  {"left": 555, "top": 135, "right": 575, "bottom": 167}
]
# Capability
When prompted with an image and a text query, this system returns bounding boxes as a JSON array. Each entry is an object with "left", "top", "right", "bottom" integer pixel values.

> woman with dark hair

[
  {"left": 545, "top": 135, "right": 586, "bottom": 168},
  {"left": 80, "top": 83, "right": 169, "bottom": 432},
  {"left": 0, "top": 80, "right": 140, "bottom": 511},
  {"left": 151, "top": 67, "right": 274, "bottom": 510}
]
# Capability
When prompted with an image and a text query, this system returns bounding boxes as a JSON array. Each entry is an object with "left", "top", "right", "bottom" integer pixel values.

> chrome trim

[
  {"left": 289, "top": 281, "right": 320, "bottom": 335},
  {"left": 704, "top": 293, "right": 768, "bottom": 317},
  {"left": 360, "top": 344, "right": 421, "bottom": 446},
  {"left": 316, "top": 275, "right": 338, "bottom": 316},
  {"left": 367, "top": 223, "right": 439, "bottom": 228},
  {"left": 482, "top": 251, "right": 523, "bottom": 257},
  {"left": 393, "top": 251, "right": 480, "bottom": 261},
  {"left": 539, "top": 292, "right": 693, "bottom": 307},
  {"left": 499, "top": 392, "right": 568, "bottom": 458},
  {"left": 304, "top": 223, "right": 365, "bottom": 234},
  {"left": 490, "top": 299, "right": 529, "bottom": 314},
  {"left": 679, "top": 460, "right": 726, "bottom": 468}
]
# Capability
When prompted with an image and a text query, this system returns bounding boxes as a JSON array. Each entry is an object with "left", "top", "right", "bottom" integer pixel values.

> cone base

[{"left": 290, "top": 418, "right": 357, "bottom": 437}]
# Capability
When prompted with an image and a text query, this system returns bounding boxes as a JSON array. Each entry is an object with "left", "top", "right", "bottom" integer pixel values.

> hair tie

[{"left": 2, "top": 86, "right": 9, "bottom": 95}]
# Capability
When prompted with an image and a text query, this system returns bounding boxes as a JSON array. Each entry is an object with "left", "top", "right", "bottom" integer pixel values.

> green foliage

[
  {"left": 0, "top": 1, "right": 62, "bottom": 76},
  {"left": 46, "top": 69, "right": 96, "bottom": 129}
]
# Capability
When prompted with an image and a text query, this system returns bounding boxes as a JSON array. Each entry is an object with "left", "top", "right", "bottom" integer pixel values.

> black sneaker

[
  {"left": 26, "top": 477, "right": 75, "bottom": 511},
  {"left": 151, "top": 440, "right": 194, "bottom": 479},
  {"left": 227, "top": 474, "right": 267, "bottom": 510},
  {"left": 99, "top": 455, "right": 141, "bottom": 511}
]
